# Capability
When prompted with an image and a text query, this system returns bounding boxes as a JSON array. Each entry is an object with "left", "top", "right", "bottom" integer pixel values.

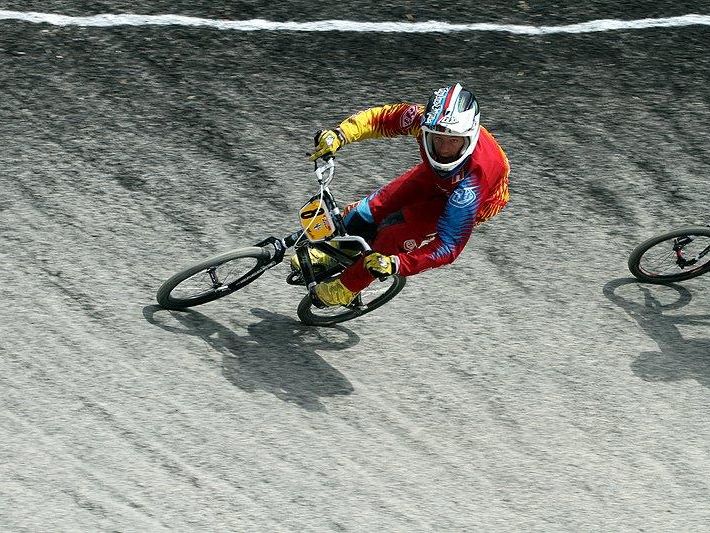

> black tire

[
  {"left": 297, "top": 275, "right": 406, "bottom": 327},
  {"left": 157, "top": 246, "right": 273, "bottom": 310},
  {"left": 628, "top": 226, "right": 710, "bottom": 283}
]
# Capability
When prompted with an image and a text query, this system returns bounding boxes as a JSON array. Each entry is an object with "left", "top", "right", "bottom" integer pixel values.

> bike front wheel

[
  {"left": 628, "top": 226, "right": 710, "bottom": 283},
  {"left": 157, "top": 246, "right": 273, "bottom": 310},
  {"left": 297, "top": 275, "right": 406, "bottom": 327}
]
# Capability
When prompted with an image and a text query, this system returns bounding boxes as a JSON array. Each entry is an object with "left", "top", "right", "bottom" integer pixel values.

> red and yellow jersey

[
  {"left": 337, "top": 102, "right": 509, "bottom": 224},
  {"left": 336, "top": 103, "right": 510, "bottom": 277},
  {"left": 338, "top": 103, "right": 425, "bottom": 142}
]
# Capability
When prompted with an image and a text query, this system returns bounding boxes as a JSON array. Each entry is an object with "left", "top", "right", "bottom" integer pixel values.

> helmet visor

[{"left": 425, "top": 131, "right": 471, "bottom": 164}]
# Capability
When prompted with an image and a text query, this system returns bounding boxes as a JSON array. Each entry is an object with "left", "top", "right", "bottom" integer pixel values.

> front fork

[{"left": 295, "top": 243, "right": 319, "bottom": 291}]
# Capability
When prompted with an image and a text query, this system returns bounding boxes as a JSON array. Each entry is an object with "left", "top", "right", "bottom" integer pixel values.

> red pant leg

[{"left": 339, "top": 198, "right": 446, "bottom": 293}]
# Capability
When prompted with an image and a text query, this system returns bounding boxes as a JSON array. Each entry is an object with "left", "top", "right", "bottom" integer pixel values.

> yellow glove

[
  {"left": 364, "top": 252, "right": 397, "bottom": 277},
  {"left": 309, "top": 129, "right": 344, "bottom": 161}
]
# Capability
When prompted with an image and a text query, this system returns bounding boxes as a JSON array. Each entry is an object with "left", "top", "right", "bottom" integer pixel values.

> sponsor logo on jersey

[
  {"left": 400, "top": 105, "right": 418, "bottom": 129},
  {"left": 421, "top": 233, "right": 437, "bottom": 246},
  {"left": 449, "top": 186, "right": 478, "bottom": 208},
  {"left": 403, "top": 239, "right": 417, "bottom": 251}
]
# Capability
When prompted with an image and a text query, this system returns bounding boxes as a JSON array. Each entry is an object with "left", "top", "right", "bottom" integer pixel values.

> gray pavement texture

[{"left": 1, "top": 2, "right": 710, "bottom": 532}]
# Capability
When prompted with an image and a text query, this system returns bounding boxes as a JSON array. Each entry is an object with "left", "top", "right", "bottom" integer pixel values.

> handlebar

[{"left": 314, "top": 157, "right": 335, "bottom": 185}]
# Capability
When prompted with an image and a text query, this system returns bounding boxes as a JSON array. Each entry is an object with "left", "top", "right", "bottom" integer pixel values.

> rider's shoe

[
  {"left": 290, "top": 247, "right": 338, "bottom": 274},
  {"left": 313, "top": 279, "right": 358, "bottom": 307},
  {"left": 290, "top": 241, "right": 360, "bottom": 274}
]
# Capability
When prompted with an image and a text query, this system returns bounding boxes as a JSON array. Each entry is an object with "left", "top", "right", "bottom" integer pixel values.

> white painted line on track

[{"left": 0, "top": 11, "right": 709, "bottom": 34}]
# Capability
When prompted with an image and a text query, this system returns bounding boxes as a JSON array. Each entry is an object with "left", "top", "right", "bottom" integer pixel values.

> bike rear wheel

[
  {"left": 628, "top": 226, "right": 710, "bottom": 283},
  {"left": 297, "top": 275, "right": 406, "bottom": 326},
  {"left": 157, "top": 246, "right": 273, "bottom": 310}
]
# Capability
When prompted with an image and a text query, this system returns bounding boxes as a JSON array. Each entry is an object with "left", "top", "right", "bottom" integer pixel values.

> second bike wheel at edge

[
  {"left": 156, "top": 246, "right": 273, "bottom": 310},
  {"left": 628, "top": 226, "right": 710, "bottom": 283},
  {"left": 297, "top": 275, "right": 407, "bottom": 327}
]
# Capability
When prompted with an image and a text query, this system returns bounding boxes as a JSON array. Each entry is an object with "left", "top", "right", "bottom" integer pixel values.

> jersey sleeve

[
  {"left": 337, "top": 103, "right": 424, "bottom": 143},
  {"left": 394, "top": 183, "right": 481, "bottom": 276}
]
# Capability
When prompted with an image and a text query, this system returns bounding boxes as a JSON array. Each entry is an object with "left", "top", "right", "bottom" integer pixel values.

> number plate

[{"left": 299, "top": 198, "right": 335, "bottom": 241}]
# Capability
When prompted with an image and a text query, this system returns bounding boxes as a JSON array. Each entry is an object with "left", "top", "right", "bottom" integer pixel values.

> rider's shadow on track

[
  {"left": 603, "top": 278, "right": 710, "bottom": 388},
  {"left": 143, "top": 305, "right": 358, "bottom": 411}
]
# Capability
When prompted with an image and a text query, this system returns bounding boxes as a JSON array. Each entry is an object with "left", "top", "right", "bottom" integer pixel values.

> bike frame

[
  {"left": 256, "top": 158, "right": 372, "bottom": 291},
  {"left": 156, "top": 156, "right": 406, "bottom": 321}
]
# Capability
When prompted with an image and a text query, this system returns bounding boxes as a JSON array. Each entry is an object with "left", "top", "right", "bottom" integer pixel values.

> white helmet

[{"left": 421, "top": 83, "right": 481, "bottom": 177}]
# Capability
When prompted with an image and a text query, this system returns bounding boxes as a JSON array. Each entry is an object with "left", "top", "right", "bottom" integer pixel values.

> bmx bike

[
  {"left": 628, "top": 226, "right": 710, "bottom": 283},
  {"left": 156, "top": 158, "right": 406, "bottom": 326}
]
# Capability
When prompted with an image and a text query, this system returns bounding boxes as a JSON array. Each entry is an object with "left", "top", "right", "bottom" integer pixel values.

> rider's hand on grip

[
  {"left": 364, "top": 252, "right": 397, "bottom": 278},
  {"left": 309, "top": 129, "right": 343, "bottom": 161}
]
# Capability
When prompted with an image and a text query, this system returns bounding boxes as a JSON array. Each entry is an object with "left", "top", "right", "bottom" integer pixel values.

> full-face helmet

[{"left": 421, "top": 83, "right": 480, "bottom": 177}]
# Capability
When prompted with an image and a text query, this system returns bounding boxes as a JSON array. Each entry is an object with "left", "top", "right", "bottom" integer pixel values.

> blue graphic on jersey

[
  {"left": 430, "top": 179, "right": 481, "bottom": 260},
  {"left": 344, "top": 196, "right": 374, "bottom": 225},
  {"left": 449, "top": 186, "right": 478, "bottom": 208}
]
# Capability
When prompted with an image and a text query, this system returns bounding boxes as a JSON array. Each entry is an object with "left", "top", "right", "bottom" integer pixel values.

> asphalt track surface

[{"left": 2, "top": 2, "right": 710, "bottom": 531}]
